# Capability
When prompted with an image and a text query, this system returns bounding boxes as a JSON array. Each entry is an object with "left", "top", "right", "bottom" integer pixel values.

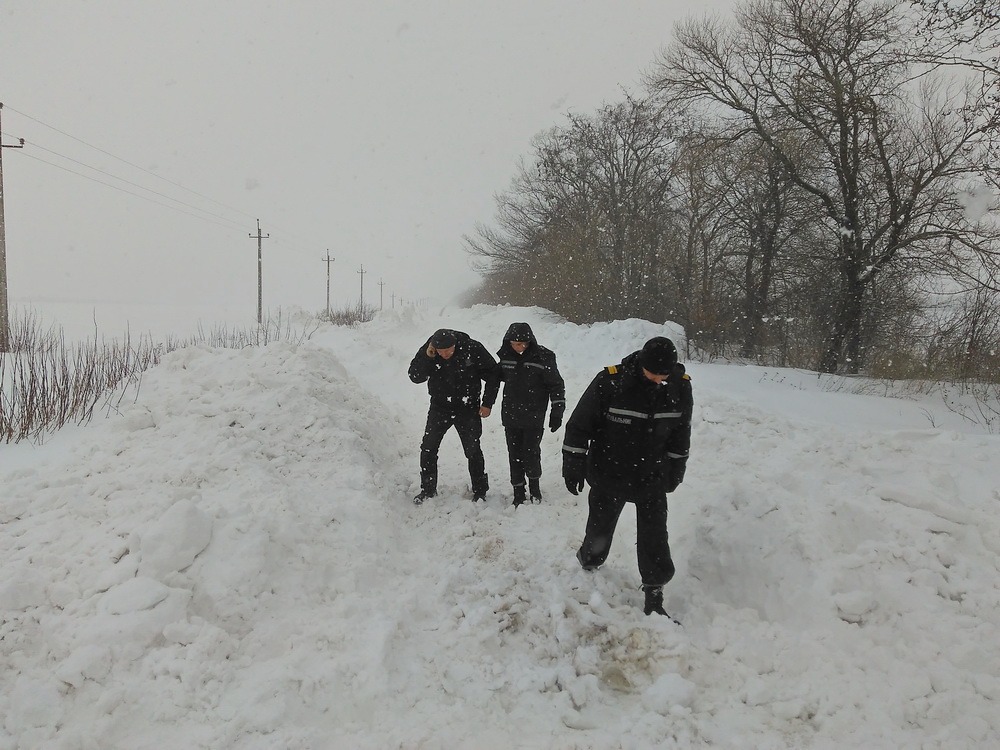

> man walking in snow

[
  {"left": 562, "top": 336, "right": 692, "bottom": 618},
  {"left": 409, "top": 328, "right": 501, "bottom": 504},
  {"left": 496, "top": 322, "right": 565, "bottom": 506}
]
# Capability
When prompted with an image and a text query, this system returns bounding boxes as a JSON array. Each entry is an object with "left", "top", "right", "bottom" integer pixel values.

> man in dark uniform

[
  {"left": 409, "top": 328, "right": 501, "bottom": 504},
  {"left": 562, "top": 336, "right": 693, "bottom": 618},
  {"left": 496, "top": 322, "right": 566, "bottom": 506}
]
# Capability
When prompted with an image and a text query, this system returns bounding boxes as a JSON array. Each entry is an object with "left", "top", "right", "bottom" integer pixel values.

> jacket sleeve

[
  {"left": 665, "top": 372, "right": 693, "bottom": 459},
  {"left": 563, "top": 371, "right": 605, "bottom": 457},
  {"left": 408, "top": 343, "right": 435, "bottom": 384},
  {"left": 544, "top": 352, "right": 567, "bottom": 419},
  {"left": 474, "top": 342, "right": 501, "bottom": 408}
]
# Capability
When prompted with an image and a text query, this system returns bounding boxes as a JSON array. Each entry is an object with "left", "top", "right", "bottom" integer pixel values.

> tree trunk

[{"left": 821, "top": 262, "right": 865, "bottom": 374}]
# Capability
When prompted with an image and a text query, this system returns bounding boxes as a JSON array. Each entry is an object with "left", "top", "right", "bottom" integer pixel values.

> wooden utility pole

[
  {"left": 0, "top": 103, "right": 25, "bottom": 354},
  {"left": 357, "top": 264, "right": 366, "bottom": 310},
  {"left": 378, "top": 278, "right": 386, "bottom": 310},
  {"left": 249, "top": 219, "right": 269, "bottom": 325},
  {"left": 322, "top": 250, "right": 335, "bottom": 318}
]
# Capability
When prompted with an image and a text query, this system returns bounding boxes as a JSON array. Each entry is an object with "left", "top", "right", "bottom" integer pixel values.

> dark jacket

[
  {"left": 496, "top": 323, "right": 566, "bottom": 429},
  {"left": 563, "top": 350, "right": 692, "bottom": 498},
  {"left": 408, "top": 330, "right": 501, "bottom": 412}
]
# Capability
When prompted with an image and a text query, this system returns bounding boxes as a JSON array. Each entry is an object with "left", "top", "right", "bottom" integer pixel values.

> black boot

[
  {"left": 528, "top": 477, "right": 542, "bottom": 503},
  {"left": 576, "top": 548, "right": 601, "bottom": 571},
  {"left": 472, "top": 474, "right": 489, "bottom": 503},
  {"left": 413, "top": 489, "right": 436, "bottom": 505},
  {"left": 643, "top": 585, "right": 668, "bottom": 616},
  {"left": 512, "top": 485, "right": 527, "bottom": 507}
]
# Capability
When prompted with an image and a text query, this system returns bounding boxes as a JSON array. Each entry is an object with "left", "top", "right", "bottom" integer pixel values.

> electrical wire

[
  {"left": 23, "top": 139, "right": 249, "bottom": 232},
  {"left": 3, "top": 109, "right": 326, "bottom": 255},
  {"left": 17, "top": 150, "right": 247, "bottom": 233},
  {"left": 3, "top": 104, "right": 259, "bottom": 222}
]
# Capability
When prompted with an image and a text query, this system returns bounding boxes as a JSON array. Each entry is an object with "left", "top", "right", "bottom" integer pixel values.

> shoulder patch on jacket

[
  {"left": 605, "top": 365, "right": 618, "bottom": 375},
  {"left": 682, "top": 373, "right": 691, "bottom": 381}
]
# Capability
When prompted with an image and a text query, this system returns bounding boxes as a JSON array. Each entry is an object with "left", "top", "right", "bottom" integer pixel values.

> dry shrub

[{"left": 0, "top": 308, "right": 319, "bottom": 444}]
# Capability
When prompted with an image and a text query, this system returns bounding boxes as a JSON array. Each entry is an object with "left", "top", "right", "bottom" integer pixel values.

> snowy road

[{"left": 2, "top": 304, "right": 999, "bottom": 748}]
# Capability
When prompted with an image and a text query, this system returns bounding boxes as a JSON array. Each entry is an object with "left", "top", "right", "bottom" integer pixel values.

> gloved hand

[
  {"left": 565, "top": 475, "right": 584, "bottom": 495},
  {"left": 665, "top": 457, "right": 687, "bottom": 493},
  {"left": 549, "top": 410, "right": 563, "bottom": 432},
  {"left": 563, "top": 453, "right": 586, "bottom": 495}
]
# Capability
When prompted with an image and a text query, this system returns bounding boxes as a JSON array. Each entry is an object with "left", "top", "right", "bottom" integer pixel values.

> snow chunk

[
  {"left": 834, "top": 590, "right": 878, "bottom": 624},
  {"left": 84, "top": 578, "right": 191, "bottom": 650},
  {"left": 55, "top": 645, "right": 112, "bottom": 688},
  {"left": 642, "top": 673, "right": 696, "bottom": 715},
  {"left": 99, "top": 576, "right": 171, "bottom": 615},
  {"left": 4, "top": 677, "right": 63, "bottom": 733},
  {"left": 0, "top": 569, "right": 47, "bottom": 611},
  {"left": 121, "top": 406, "right": 156, "bottom": 431},
  {"left": 136, "top": 498, "right": 213, "bottom": 580}
]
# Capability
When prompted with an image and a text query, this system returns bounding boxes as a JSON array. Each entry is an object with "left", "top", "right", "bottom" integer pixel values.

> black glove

[
  {"left": 563, "top": 452, "right": 586, "bottom": 495},
  {"left": 665, "top": 457, "right": 687, "bottom": 493},
  {"left": 549, "top": 410, "right": 563, "bottom": 433}
]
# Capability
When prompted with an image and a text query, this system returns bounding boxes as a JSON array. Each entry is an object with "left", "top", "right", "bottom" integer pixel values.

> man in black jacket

[
  {"left": 409, "top": 328, "right": 501, "bottom": 504},
  {"left": 496, "top": 322, "right": 566, "bottom": 506},
  {"left": 562, "top": 337, "right": 693, "bottom": 618}
]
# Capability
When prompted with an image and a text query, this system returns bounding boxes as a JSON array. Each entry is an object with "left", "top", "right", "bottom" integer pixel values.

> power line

[
  {"left": 18, "top": 142, "right": 325, "bottom": 254},
  {"left": 2, "top": 104, "right": 258, "bottom": 222},
  {"left": 20, "top": 138, "right": 249, "bottom": 231},
  {"left": 17, "top": 150, "right": 244, "bottom": 232},
  {"left": 3, "top": 104, "right": 334, "bottom": 256}
]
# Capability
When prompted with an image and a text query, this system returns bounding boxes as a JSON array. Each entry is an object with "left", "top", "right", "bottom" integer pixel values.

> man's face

[
  {"left": 510, "top": 341, "right": 528, "bottom": 354},
  {"left": 641, "top": 367, "right": 669, "bottom": 385},
  {"left": 437, "top": 345, "right": 456, "bottom": 360}
]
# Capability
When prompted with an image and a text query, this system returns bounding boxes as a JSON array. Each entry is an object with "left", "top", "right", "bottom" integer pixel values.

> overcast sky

[{"left": 1, "top": 0, "right": 733, "bottom": 330}]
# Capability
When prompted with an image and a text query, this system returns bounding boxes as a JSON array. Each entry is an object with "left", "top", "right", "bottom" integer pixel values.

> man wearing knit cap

[
  {"left": 562, "top": 336, "right": 693, "bottom": 619},
  {"left": 408, "top": 328, "right": 501, "bottom": 504},
  {"left": 496, "top": 322, "right": 566, "bottom": 506}
]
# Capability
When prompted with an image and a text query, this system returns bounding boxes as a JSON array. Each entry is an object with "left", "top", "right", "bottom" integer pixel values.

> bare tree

[
  {"left": 709, "top": 135, "right": 819, "bottom": 358},
  {"left": 650, "top": 0, "right": 1000, "bottom": 373},
  {"left": 467, "top": 98, "right": 681, "bottom": 323},
  {"left": 653, "top": 132, "right": 738, "bottom": 349},
  {"left": 911, "top": 0, "right": 1000, "bottom": 50}
]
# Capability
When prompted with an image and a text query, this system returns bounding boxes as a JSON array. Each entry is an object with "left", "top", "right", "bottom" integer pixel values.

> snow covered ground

[{"left": 2, "top": 303, "right": 999, "bottom": 749}]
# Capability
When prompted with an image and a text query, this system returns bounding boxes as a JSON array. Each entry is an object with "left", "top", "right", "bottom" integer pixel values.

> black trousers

[
  {"left": 419, "top": 407, "right": 488, "bottom": 494},
  {"left": 577, "top": 486, "right": 675, "bottom": 587},
  {"left": 504, "top": 426, "right": 544, "bottom": 486}
]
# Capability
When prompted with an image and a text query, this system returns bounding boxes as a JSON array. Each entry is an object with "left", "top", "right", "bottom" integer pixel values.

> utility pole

[
  {"left": 0, "top": 102, "right": 25, "bottom": 354},
  {"left": 378, "top": 278, "right": 386, "bottom": 310},
  {"left": 322, "top": 250, "right": 335, "bottom": 319},
  {"left": 357, "top": 264, "right": 365, "bottom": 310},
  {"left": 391, "top": 291, "right": 396, "bottom": 309},
  {"left": 249, "top": 219, "right": 269, "bottom": 325}
]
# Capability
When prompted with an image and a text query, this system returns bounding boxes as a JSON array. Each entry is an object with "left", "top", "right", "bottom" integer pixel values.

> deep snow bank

[{"left": 1, "top": 342, "right": 412, "bottom": 748}]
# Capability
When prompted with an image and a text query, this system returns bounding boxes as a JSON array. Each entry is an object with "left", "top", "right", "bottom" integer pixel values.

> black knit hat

[
  {"left": 639, "top": 337, "right": 678, "bottom": 374},
  {"left": 430, "top": 329, "right": 457, "bottom": 348}
]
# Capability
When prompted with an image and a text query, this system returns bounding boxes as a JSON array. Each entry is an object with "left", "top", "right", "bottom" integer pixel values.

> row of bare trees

[{"left": 466, "top": 0, "right": 1000, "bottom": 378}]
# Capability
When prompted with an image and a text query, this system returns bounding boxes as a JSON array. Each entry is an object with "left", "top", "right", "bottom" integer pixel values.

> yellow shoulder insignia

[
  {"left": 682, "top": 373, "right": 691, "bottom": 380},
  {"left": 605, "top": 365, "right": 618, "bottom": 375}
]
